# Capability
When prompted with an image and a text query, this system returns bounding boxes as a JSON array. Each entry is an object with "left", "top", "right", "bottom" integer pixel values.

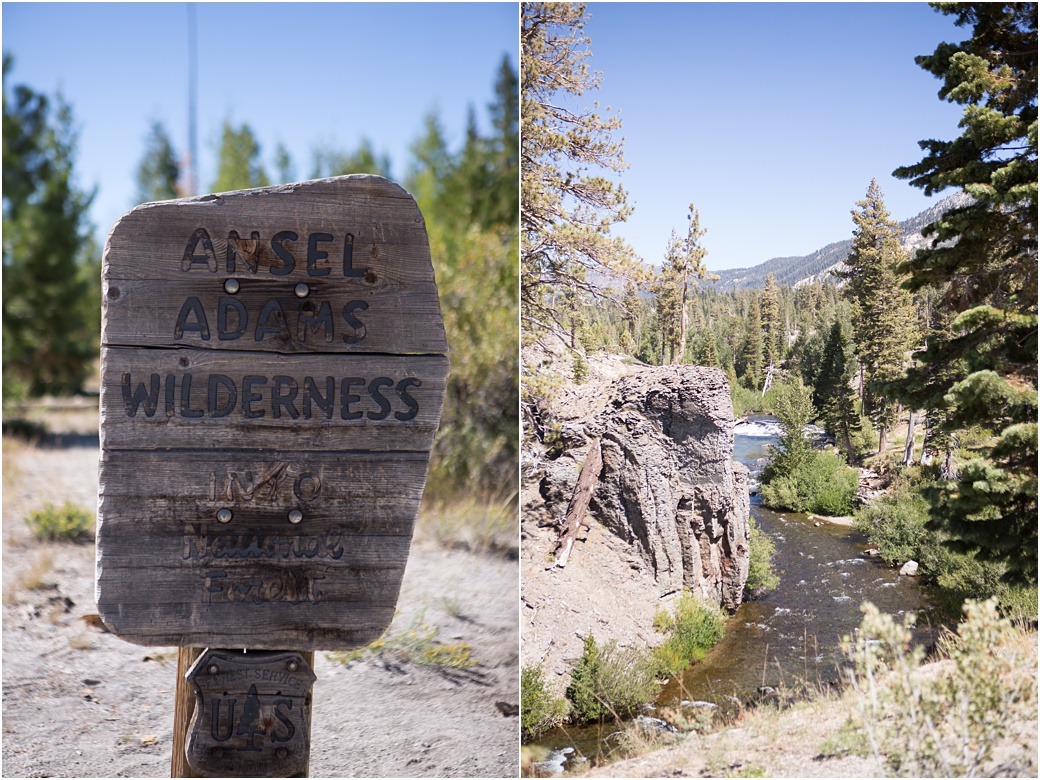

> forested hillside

[{"left": 711, "top": 191, "right": 972, "bottom": 291}]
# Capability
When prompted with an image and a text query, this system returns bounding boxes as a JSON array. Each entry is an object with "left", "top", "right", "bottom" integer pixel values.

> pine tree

[
  {"left": 698, "top": 329, "right": 720, "bottom": 369},
  {"left": 652, "top": 246, "right": 682, "bottom": 364},
  {"left": 815, "top": 321, "right": 861, "bottom": 460},
  {"left": 311, "top": 138, "right": 391, "bottom": 180},
  {"left": 273, "top": 142, "right": 295, "bottom": 184},
  {"left": 739, "top": 292, "right": 763, "bottom": 390},
  {"left": 892, "top": 2, "right": 1037, "bottom": 582},
  {"left": 212, "top": 120, "right": 269, "bottom": 192},
  {"left": 760, "top": 274, "right": 783, "bottom": 384},
  {"left": 670, "top": 205, "right": 713, "bottom": 363},
  {"left": 134, "top": 120, "right": 179, "bottom": 203},
  {"left": 838, "top": 179, "right": 917, "bottom": 453},
  {"left": 2, "top": 57, "right": 98, "bottom": 398},
  {"left": 521, "top": 2, "right": 639, "bottom": 331}
]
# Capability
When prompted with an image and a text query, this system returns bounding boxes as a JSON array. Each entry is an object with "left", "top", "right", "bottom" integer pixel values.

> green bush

[
  {"left": 572, "top": 351, "right": 589, "bottom": 384},
  {"left": 854, "top": 472, "right": 1039, "bottom": 624},
  {"left": 520, "top": 663, "right": 568, "bottom": 740},
  {"left": 652, "top": 592, "right": 726, "bottom": 676},
  {"left": 566, "top": 634, "right": 660, "bottom": 723},
  {"left": 745, "top": 515, "right": 780, "bottom": 597},
  {"left": 842, "top": 598, "right": 1037, "bottom": 777},
  {"left": 854, "top": 485, "right": 930, "bottom": 566},
  {"left": 761, "top": 450, "right": 857, "bottom": 515},
  {"left": 731, "top": 383, "right": 767, "bottom": 418},
  {"left": 25, "top": 501, "right": 94, "bottom": 542}
]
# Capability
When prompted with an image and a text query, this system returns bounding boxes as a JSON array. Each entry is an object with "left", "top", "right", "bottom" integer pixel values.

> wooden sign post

[{"left": 96, "top": 175, "right": 449, "bottom": 776}]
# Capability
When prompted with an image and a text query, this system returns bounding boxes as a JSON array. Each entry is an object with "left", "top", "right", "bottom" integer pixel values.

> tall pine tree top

[{"left": 521, "top": 2, "right": 639, "bottom": 331}]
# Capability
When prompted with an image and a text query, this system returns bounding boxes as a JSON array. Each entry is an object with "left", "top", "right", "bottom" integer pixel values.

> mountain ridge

[{"left": 708, "top": 191, "right": 971, "bottom": 290}]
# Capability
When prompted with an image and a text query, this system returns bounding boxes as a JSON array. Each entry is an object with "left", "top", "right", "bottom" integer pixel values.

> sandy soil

[{"left": 2, "top": 410, "right": 519, "bottom": 778}]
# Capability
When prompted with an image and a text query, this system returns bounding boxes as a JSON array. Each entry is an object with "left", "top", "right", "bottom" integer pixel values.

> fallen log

[{"left": 554, "top": 439, "right": 602, "bottom": 568}]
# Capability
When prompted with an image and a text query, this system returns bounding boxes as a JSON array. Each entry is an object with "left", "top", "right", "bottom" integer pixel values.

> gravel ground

[{"left": 2, "top": 410, "right": 519, "bottom": 778}]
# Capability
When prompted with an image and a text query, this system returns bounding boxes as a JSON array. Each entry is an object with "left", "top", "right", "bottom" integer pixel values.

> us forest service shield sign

[{"left": 95, "top": 175, "right": 449, "bottom": 651}]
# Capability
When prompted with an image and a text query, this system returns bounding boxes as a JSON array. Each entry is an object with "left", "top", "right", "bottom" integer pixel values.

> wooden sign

[
  {"left": 96, "top": 175, "right": 449, "bottom": 650},
  {"left": 185, "top": 650, "right": 316, "bottom": 777}
]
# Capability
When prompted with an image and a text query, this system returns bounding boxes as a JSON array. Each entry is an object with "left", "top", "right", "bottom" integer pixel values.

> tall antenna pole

[{"left": 187, "top": 3, "right": 198, "bottom": 196}]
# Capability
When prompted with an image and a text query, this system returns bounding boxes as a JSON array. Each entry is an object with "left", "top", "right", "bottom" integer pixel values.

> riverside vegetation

[
  {"left": 520, "top": 592, "right": 728, "bottom": 739},
  {"left": 521, "top": 1, "right": 1036, "bottom": 774}
]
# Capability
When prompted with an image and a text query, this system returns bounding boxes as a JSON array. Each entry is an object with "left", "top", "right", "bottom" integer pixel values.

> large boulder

[{"left": 540, "top": 365, "right": 750, "bottom": 610}]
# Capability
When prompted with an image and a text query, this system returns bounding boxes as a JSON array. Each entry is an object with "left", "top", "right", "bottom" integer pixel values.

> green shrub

[
  {"left": 853, "top": 472, "right": 1038, "bottom": 624},
  {"left": 572, "top": 351, "right": 589, "bottom": 384},
  {"left": 566, "top": 634, "right": 660, "bottom": 722},
  {"left": 842, "top": 598, "right": 1037, "bottom": 777},
  {"left": 731, "top": 383, "right": 767, "bottom": 418},
  {"left": 25, "top": 501, "right": 94, "bottom": 542},
  {"left": 745, "top": 515, "right": 779, "bottom": 597},
  {"left": 761, "top": 450, "right": 857, "bottom": 515},
  {"left": 652, "top": 592, "right": 726, "bottom": 676},
  {"left": 854, "top": 487, "right": 930, "bottom": 566},
  {"left": 520, "top": 663, "right": 569, "bottom": 740}
]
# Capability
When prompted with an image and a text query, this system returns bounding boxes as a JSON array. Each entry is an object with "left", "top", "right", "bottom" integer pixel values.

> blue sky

[
  {"left": 3, "top": 2, "right": 516, "bottom": 239},
  {"left": 578, "top": 3, "right": 967, "bottom": 272}
]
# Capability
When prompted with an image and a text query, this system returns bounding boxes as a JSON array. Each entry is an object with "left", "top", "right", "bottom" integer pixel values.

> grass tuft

[{"left": 25, "top": 501, "right": 94, "bottom": 542}]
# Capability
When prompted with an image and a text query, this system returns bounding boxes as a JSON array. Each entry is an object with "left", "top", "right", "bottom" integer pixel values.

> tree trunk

[
  {"left": 902, "top": 410, "right": 916, "bottom": 467},
  {"left": 877, "top": 424, "right": 888, "bottom": 455},
  {"left": 674, "top": 279, "right": 688, "bottom": 365},
  {"left": 555, "top": 439, "right": 603, "bottom": 568}
]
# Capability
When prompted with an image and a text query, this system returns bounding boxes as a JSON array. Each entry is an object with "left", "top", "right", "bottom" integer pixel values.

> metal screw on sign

[
  {"left": 288, "top": 509, "right": 303, "bottom": 524},
  {"left": 224, "top": 278, "right": 240, "bottom": 294},
  {"left": 294, "top": 283, "right": 309, "bottom": 298},
  {"left": 217, "top": 508, "right": 233, "bottom": 524}
]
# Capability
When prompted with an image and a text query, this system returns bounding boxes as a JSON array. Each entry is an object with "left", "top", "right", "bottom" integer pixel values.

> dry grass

[
  {"left": 416, "top": 495, "right": 517, "bottom": 556},
  {"left": 595, "top": 623, "right": 1038, "bottom": 779}
]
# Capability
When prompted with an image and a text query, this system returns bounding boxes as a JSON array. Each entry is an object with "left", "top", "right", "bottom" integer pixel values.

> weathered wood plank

[
  {"left": 102, "top": 279, "right": 446, "bottom": 354},
  {"left": 95, "top": 588, "right": 402, "bottom": 649},
  {"left": 96, "top": 451, "right": 428, "bottom": 647},
  {"left": 100, "top": 175, "right": 447, "bottom": 354},
  {"left": 99, "top": 349, "right": 449, "bottom": 452}
]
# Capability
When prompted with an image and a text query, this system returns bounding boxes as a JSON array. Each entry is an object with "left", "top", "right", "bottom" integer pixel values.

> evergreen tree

[
  {"left": 838, "top": 179, "right": 917, "bottom": 453},
  {"left": 893, "top": 2, "right": 1038, "bottom": 582},
  {"left": 521, "top": 2, "right": 639, "bottom": 331},
  {"left": 739, "top": 291, "right": 763, "bottom": 390},
  {"left": 273, "top": 142, "right": 295, "bottom": 184},
  {"left": 760, "top": 274, "right": 783, "bottom": 381},
  {"left": 669, "top": 205, "right": 713, "bottom": 363},
  {"left": 311, "top": 137, "right": 390, "bottom": 180},
  {"left": 402, "top": 64, "right": 519, "bottom": 500},
  {"left": 2, "top": 57, "right": 98, "bottom": 397},
  {"left": 134, "top": 120, "right": 179, "bottom": 203},
  {"left": 653, "top": 230, "right": 684, "bottom": 364},
  {"left": 697, "top": 329, "right": 720, "bottom": 368},
  {"left": 815, "top": 321, "right": 861, "bottom": 460},
  {"left": 212, "top": 120, "right": 269, "bottom": 192}
]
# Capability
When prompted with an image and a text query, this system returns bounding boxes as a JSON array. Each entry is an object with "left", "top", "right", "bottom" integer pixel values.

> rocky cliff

[{"left": 522, "top": 359, "right": 750, "bottom": 689}]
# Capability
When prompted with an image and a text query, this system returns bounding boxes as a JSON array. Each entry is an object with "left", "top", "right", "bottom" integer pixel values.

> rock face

[{"left": 541, "top": 365, "right": 750, "bottom": 610}]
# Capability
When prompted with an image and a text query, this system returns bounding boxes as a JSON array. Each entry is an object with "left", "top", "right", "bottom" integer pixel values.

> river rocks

[{"left": 900, "top": 560, "right": 920, "bottom": 576}]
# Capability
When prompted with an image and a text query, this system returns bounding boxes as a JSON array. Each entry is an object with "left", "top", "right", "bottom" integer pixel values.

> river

[{"left": 527, "top": 416, "right": 929, "bottom": 774}]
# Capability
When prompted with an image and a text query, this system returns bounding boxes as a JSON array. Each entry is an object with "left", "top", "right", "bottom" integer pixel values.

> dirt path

[{"left": 2, "top": 432, "right": 519, "bottom": 778}]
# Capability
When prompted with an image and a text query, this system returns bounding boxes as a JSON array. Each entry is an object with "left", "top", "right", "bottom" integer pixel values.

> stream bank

[{"left": 526, "top": 416, "right": 933, "bottom": 775}]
